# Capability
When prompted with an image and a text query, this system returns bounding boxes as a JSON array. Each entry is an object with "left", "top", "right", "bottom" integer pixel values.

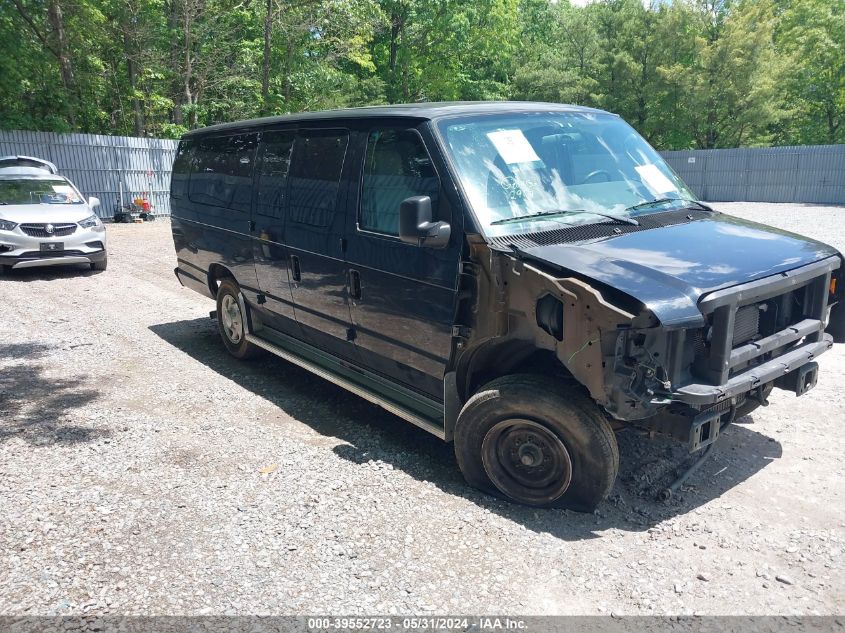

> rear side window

[
  {"left": 170, "top": 140, "right": 194, "bottom": 199},
  {"left": 255, "top": 130, "right": 295, "bottom": 219},
  {"left": 288, "top": 130, "right": 349, "bottom": 227},
  {"left": 360, "top": 129, "right": 439, "bottom": 236},
  {"left": 189, "top": 134, "right": 256, "bottom": 212}
]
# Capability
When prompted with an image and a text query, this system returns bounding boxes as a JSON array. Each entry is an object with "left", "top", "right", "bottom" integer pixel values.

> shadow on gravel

[
  {"left": 0, "top": 264, "right": 101, "bottom": 281},
  {"left": 151, "top": 317, "right": 783, "bottom": 541},
  {"left": 0, "top": 342, "right": 106, "bottom": 446}
]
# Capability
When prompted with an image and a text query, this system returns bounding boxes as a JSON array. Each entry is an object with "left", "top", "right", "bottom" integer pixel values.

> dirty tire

[
  {"left": 216, "top": 278, "right": 263, "bottom": 360},
  {"left": 90, "top": 255, "right": 108, "bottom": 271},
  {"left": 454, "top": 374, "right": 618, "bottom": 512}
]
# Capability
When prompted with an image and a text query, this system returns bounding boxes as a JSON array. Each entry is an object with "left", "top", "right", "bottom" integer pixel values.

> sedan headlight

[
  {"left": 79, "top": 214, "right": 104, "bottom": 231},
  {"left": 0, "top": 220, "right": 17, "bottom": 231}
]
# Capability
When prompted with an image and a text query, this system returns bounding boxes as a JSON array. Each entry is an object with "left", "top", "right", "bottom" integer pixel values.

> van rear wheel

[
  {"left": 454, "top": 374, "right": 618, "bottom": 511},
  {"left": 216, "top": 278, "right": 263, "bottom": 359}
]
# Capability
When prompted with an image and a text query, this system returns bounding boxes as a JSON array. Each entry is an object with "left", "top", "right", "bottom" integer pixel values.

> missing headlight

[{"left": 536, "top": 294, "right": 564, "bottom": 341}]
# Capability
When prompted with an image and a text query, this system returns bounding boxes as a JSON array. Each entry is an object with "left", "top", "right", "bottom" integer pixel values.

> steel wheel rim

[
  {"left": 481, "top": 419, "right": 572, "bottom": 505},
  {"left": 220, "top": 294, "right": 243, "bottom": 344}
]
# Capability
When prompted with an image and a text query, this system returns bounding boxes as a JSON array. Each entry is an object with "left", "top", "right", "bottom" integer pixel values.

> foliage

[{"left": 0, "top": 0, "right": 841, "bottom": 148}]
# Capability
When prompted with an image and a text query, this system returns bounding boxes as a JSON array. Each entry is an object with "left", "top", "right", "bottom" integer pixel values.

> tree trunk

[
  {"left": 828, "top": 107, "right": 839, "bottom": 144},
  {"left": 261, "top": 0, "right": 272, "bottom": 113},
  {"left": 168, "top": 0, "right": 183, "bottom": 125},
  {"left": 637, "top": 52, "right": 648, "bottom": 130},
  {"left": 183, "top": 2, "right": 196, "bottom": 128},
  {"left": 388, "top": 9, "right": 403, "bottom": 103},
  {"left": 124, "top": 30, "right": 145, "bottom": 136},
  {"left": 283, "top": 39, "right": 293, "bottom": 106},
  {"left": 47, "top": 0, "right": 76, "bottom": 125}
]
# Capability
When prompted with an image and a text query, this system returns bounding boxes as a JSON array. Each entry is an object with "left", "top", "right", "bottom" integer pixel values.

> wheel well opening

[
  {"left": 207, "top": 264, "right": 234, "bottom": 297},
  {"left": 460, "top": 343, "right": 574, "bottom": 402}
]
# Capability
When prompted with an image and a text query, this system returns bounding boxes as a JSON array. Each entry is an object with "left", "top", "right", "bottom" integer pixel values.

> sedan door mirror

[
  {"left": 399, "top": 196, "right": 450, "bottom": 248},
  {"left": 88, "top": 196, "right": 101, "bottom": 209}
]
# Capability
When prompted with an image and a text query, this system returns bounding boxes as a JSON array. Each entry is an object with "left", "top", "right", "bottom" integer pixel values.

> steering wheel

[{"left": 581, "top": 170, "right": 613, "bottom": 184}]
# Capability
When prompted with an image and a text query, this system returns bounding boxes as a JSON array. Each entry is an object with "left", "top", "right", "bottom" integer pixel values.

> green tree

[
  {"left": 0, "top": 0, "right": 837, "bottom": 150},
  {"left": 371, "top": 0, "right": 519, "bottom": 103},
  {"left": 659, "top": 0, "right": 786, "bottom": 148},
  {"left": 510, "top": 0, "right": 600, "bottom": 105},
  {"left": 776, "top": 0, "right": 845, "bottom": 144}
]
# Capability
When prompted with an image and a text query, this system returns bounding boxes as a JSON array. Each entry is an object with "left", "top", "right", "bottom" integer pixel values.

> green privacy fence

[{"left": 0, "top": 130, "right": 178, "bottom": 218}]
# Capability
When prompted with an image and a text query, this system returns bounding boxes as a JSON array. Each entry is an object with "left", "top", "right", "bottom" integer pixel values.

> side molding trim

[{"left": 244, "top": 332, "right": 447, "bottom": 441}]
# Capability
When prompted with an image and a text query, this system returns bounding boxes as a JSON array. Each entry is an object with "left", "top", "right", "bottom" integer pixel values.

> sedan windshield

[
  {"left": 0, "top": 178, "right": 83, "bottom": 205},
  {"left": 437, "top": 111, "right": 697, "bottom": 237}
]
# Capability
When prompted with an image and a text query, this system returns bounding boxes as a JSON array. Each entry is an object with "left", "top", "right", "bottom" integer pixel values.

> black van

[{"left": 170, "top": 102, "right": 845, "bottom": 510}]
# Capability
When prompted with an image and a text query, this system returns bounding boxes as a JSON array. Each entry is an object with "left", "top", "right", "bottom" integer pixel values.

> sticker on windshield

[
  {"left": 51, "top": 185, "right": 81, "bottom": 203},
  {"left": 486, "top": 130, "right": 541, "bottom": 165},
  {"left": 635, "top": 164, "right": 677, "bottom": 195}
]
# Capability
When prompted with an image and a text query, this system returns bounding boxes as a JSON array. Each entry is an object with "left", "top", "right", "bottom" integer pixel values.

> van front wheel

[
  {"left": 216, "top": 278, "right": 263, "bottom": 359},
  {"left": 454, "top": 374, "right": 618, "bottom": 511}
]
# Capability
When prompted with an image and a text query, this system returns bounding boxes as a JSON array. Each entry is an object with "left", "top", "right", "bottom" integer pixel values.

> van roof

[{"left": 182, "top": 101, "right": 611, "bottom": 139}]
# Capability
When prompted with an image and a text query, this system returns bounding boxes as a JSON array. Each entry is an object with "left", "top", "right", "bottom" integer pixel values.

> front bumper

[
  {"left": 0, "top": 222, "right": 107, "bottom": 269},
  {"left": 1, "top": 248, "right": 107, "bottom": 269},
  {"left": 672, "top": 257, "right": 839, "bottom": 406},
  {"left": 672, "top": 335, "right": 832, "bottom": 405}
]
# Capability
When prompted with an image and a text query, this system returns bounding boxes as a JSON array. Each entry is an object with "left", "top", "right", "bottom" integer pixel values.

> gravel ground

[{"left": 1, "top": 203, "right": 843, "bottom": 616}]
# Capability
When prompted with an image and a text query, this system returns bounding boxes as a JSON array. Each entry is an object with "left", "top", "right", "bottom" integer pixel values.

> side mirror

[
  {"left": 399, "top": 196, "right": 451, "bottom": 248},
  {"left": 89, "top": 196, "right": 101, "bottom": 209}
]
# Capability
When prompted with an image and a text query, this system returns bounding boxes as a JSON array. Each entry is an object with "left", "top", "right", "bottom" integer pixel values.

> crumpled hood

[
  {"left": 0, "top": 203, "right": 93, "bottom": 224},
  {"left": 517, "top": 213, "right": 841, "bottom": 328}
]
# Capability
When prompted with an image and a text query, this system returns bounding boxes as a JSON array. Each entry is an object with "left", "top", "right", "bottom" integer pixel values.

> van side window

[
  {"left": 189, "top": 134, "right": 256, "bottom": 212},
  {"left": 360, "top": 129, "right": 439, "bottom": 236},
  {"left": 288, "top": 131, "right": 349, "bottom": 227},
  {"left": 171, "top": 140, "right": 195, "bottom": 199},
  {"left": 255, "top": 130, "right": 295, "bottom": 218}
]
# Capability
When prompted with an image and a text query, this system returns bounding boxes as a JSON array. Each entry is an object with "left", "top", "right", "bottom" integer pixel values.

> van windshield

[
  {"left": 437, "top": 112, "right": 696, "bottom": 237},
  {"left": 0, "top": 178, "right": 83, "bottom": 205}
]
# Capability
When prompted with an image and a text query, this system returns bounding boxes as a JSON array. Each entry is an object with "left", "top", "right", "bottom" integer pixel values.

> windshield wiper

[
  {"left": 491, "top": 209, "right": 638, "bottom": 226},
  {"left": 626, "top": 197, "right": 712, "bottom": 213}
]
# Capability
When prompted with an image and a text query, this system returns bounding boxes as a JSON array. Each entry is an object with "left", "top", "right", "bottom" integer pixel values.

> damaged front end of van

[{"left": 452, "top": 211, "right": 844, "bottom": 457}]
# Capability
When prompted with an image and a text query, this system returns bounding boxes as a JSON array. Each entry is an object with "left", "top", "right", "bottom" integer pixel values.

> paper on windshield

[
  {"left": 635, "top": 164, "right": 677, "bottom": 195},
  {"left": 487, "top": 129, "right": 541, "bottom": 164},
  {"left": 51, "top": 184, "right": 81, "bottom": 202}
]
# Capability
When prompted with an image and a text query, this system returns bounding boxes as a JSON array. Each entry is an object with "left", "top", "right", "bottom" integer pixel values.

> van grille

[
  {"left": 733, "top": 305, "right": 760, "bottom": 346},
  {"left": 20, "top": 223, "right": 77, "bottom": 238},
  {"left": 692, "top": 265, "right": 829, "bottom": 386}
]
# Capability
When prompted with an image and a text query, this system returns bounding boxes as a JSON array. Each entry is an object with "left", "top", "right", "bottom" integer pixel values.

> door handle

[
  {"left": 290, "top": 254, "right": 301, "bottom": 282},
  {"left": 349, "top": 269, "right": 362, "bottom": 301}
]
